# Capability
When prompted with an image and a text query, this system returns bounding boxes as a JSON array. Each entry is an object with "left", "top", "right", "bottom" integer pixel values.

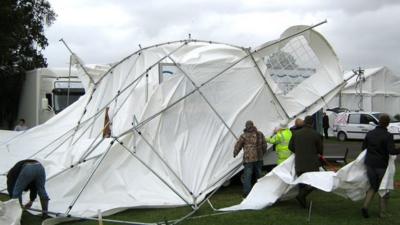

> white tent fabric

[
  {"left": 0, "top": 25, "right": 344, "bottom": 218},
  {"left": 0, "top": 130, "right": 21, "bottom": 147},
  {"left": 0, "top": 199, "right": 22, "bottom": 225},
  {"left": 327, "top": 66, "right": 400, "bottom": 115},
  {"left": 221, "top": 151, "right": 395, "bottom": 211}
]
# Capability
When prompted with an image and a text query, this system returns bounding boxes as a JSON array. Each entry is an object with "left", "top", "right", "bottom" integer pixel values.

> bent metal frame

[{"left": 0, "top": 20, "right": 350, "bottom": 225}]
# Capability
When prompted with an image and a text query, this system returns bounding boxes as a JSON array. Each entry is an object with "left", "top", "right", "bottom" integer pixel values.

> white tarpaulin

[
  {"left": 0, "top": 199, "right": 22, "bottom": 225},
  {"left": 0, "top": 24, "right": 344, "bottom": 218},
  {"left": 221, "top": 151, "right": 395, "bottom": 211}
]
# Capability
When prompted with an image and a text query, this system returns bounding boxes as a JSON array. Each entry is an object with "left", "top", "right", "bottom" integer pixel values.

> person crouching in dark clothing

[
  {"left": 7, "top": 159, "right": 50, "bottom": 218},
  {"left": 234, "top": 120, "right": 267, "bottom": 197},
  {"left": 361, "top": 114, "right": 400, "bottom": 218}
]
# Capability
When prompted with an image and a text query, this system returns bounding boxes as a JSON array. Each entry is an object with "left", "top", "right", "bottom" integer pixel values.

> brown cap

[{"left": 245, "top": 120, "right": 254, "bottom": 129}]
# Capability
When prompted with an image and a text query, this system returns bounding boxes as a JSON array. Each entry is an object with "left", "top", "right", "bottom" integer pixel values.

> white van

[{"left": 333, "top": 112, "right": 400, "bottom": 141}]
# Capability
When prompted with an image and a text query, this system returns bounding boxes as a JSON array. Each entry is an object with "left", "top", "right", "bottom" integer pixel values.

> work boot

[
  {"left": 361, "top": 189, "right": 375, "bottom": 218},
  {"left": 40, "top": 198, "right": 49, "bottom": 219},
  {"left": 361, "top": 208, "right": 369, "bottom": 218}
]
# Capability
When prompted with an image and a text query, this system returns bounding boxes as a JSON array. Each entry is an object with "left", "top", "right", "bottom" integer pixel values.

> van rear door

[
  {"left": 346, "top": 113, "right": 364, "bottom": 139},
  {"left": 360, "top": 113, "right": 377, "bottom": 135}
]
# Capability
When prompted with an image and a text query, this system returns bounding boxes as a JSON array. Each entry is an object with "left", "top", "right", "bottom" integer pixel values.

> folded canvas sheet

[
  {"left": 0, "top": 199, "right": 22, "bottom": 225},
  {"left": 221, "top": 150, "right": 395, "bottom": 211}
]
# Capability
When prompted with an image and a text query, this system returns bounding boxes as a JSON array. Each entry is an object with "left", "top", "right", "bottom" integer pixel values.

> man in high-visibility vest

[{"left": 266, "top": 123, "right": 292, "bottom": 164}]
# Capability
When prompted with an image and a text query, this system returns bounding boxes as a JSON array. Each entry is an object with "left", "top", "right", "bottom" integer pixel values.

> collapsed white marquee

[{"left": 0, "top": 23, "right": 344, "bottom": 218}]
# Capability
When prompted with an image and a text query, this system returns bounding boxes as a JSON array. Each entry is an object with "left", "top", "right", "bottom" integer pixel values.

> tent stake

[{"left": 307, "top": 200, "right": 313, "bottom": 222}]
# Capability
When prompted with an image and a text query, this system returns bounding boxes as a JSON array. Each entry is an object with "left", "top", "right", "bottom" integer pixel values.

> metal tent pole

[
  {"left": 68, "top": 42, "right": 188, "bottom": 138},
  {"left": 116, "top": 139, "right": 193, "bottom": 207},
  {"left": 65, "top": 139, "right": 116, "bottom": 215},
  {"left": 24, "top": 91, "right": 99, "bottom": 159},
  {"left": 119, "top": 23, "right": 330, "bottom": 139},
  {"left": 168, "top": 56, "right": 239, "bottom": 140},
  {"left": 75, "top": 70, "right": 147, "bottom": 162},
  {"left": 170, "top": 171, "right": 238, "bottom": 225},
  {"left": 67, "top": 54, "right": 72, "bottom": 106},
  {"left": 95, "top": 40, "right": 188, "bottom": 85},
  {"left": 45, "top": 154, "right": 99, "bottom": 182},
  {"left": 42, "top": 130, "right": 85, "bottom": 159},
  {"left": 76, "top": 84, "right": 142, "bottom": 162},
  {"left": 247, "top": 51, "right": 290, "bottom": 119},
  {"left": 94, "top": 38, "right": 246, "bottom": 86},
  {"left": 129, "top": 128, "right": 193, "bottom": 197},
  {"left": 27, "top": 43, "right": 183, "bottom": 160},
  {"left": 59, "top": 38, "right": 95, "bottom": 85},
  {"left": 117, "top": 51, "right": 254, "bottom": 138},
  {"left": 27, "top": 208, "right": 155, "bottom": 225},
  {"left": 194, "top": 162, "right": 241, "bottom": 200},
  {"left": 28, "top": 129, "right": 75, "bottom": 158},
  {"left": 64, "top": 84, "right": 98, "bottom": 151},
  {"left": 290, "top": 73, "right": 357, "bottom": 119},
  {"left": 255, "top": 20, "right": 327, "bottom": 53}
]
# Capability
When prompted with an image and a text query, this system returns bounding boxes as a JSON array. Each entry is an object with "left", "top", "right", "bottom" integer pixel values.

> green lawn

[{"left": 2, "top": 166, "right": 400, "bottom": 225}]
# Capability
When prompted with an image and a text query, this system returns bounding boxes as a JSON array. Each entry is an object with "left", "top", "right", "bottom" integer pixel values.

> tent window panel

[
  {"left": 265, "top": 36, "right": 319, "bottom": 95},
  {"left": 159, "top": 63, "right": 179, "bottom": 83}
]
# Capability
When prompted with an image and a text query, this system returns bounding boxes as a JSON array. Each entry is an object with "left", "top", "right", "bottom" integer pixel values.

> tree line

[{"left": 0, "top": 0, "right": 56, "bottom": 129}]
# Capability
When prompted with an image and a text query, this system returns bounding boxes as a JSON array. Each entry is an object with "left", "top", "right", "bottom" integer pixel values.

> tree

[{"left": 0, "top": 0, "right": 56, "bottom": 128}]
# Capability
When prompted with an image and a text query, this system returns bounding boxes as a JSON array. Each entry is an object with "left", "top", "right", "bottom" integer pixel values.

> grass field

[{"left": 2, "top": 161, "right": 400, "bottom": 225}]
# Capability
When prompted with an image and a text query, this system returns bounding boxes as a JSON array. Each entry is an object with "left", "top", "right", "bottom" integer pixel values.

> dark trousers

[
  {"left": 296, "top": 171, "right": 316, "bottom": 199},
  {"left": 366, "top": 165, "right": 386, "bottom": 192},
  {"left": 323, "top": 128, "right": 329, "bottom": 139},
  {"left": 243, "top": 161, "right": 263, "bottom": 195},
  {"left": 12, "top": 163, "right": 49, "bottom": 202}
]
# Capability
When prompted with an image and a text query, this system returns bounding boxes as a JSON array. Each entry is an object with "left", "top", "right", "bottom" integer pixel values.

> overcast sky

[{"left": 43, "top": 0, "right": 400, "bottom": 73}]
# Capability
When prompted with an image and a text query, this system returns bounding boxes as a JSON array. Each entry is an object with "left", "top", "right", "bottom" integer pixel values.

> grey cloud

[
  {"left": 321, "top": 5, "right": 400, "bottom": 73},
  {"left": 244, "top": 0, "right": 400, "bottom": 15},
  {"left": 44, "top": 0, "right": 400, "bottom": 75}
]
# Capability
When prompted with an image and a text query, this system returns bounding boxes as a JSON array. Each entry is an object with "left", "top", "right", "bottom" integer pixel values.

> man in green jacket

[{"left": 266, "top": 123, "right": 292, "bottom": 164}]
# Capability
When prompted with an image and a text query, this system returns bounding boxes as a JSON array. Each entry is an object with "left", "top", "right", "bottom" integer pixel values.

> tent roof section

[{"left": 344, "top": 66, "right": 400, "bottom": 87}]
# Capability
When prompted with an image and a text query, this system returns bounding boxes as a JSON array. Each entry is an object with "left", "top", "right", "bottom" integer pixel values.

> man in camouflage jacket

[{"left": 234, "top": 120, "right": 267, "bottom": 197}]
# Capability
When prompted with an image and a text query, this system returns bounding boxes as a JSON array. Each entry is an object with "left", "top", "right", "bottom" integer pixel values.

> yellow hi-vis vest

[{"left": 266, "top": 128, "right": 292, "bottom": 164}]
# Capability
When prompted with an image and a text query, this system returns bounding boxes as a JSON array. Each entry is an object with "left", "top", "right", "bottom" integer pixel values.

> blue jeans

[
  {"left": 12, "top": 163, "right": 49, "bottom": 201},
  {"left": 243, "top": 161, "right": 263, "bottom": 195}
]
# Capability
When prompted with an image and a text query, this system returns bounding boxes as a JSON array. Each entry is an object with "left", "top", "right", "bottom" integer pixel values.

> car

[{"left": 333, "top": 111, "right": 400, "bottom": 141}]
